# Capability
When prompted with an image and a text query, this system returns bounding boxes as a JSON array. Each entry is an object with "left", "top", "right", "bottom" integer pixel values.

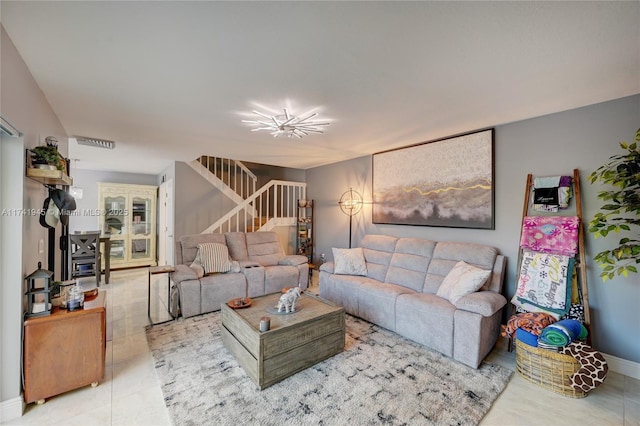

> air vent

[{"left": 75, "top": 136, "right": 116, "bottom": 149}]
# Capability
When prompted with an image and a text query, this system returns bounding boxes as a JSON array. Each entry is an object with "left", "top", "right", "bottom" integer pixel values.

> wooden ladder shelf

[{"left": 512, "top": 169, "right": 591, "bottom": 346}]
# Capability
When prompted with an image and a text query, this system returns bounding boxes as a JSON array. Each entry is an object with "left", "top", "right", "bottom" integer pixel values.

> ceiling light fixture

[
  {"left": 74, "top": 136, "right": 116, "bottom": 149},
  {"left": 242, "top": 108, "right": 330, "bottom": 138}
]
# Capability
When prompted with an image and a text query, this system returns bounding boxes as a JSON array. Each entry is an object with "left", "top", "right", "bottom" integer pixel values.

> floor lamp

[{"left": 338, "top": 188, "right": 363, "bottom": 248}]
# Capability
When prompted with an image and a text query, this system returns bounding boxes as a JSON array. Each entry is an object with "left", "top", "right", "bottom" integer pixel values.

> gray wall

[
  {"left": 1, "top": 26, "right": 68, "bottom": 411},
  {"left": 174, "top": 161, "right": 237, "bottom": 239},
  {"left": 242, "top": 161, "right": 306, "bottom": 188},
  {"left": 69, "top": 169, "right": 158, "bottom": 234},
  {"left": 307, "top": 95, "right": 640, "bottom": 363},
  {"left": 172, "top": 161, "right": 305, "bottom": 254}
]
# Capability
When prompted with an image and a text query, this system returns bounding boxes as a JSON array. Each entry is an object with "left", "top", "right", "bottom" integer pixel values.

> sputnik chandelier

[{"left": 242, "top": 108, "right": 330, "bottom": 138}]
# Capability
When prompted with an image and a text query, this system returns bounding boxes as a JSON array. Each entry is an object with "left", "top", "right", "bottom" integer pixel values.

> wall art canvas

[{"left": 373, "top": 129, "right": 494, "bottom": 229}]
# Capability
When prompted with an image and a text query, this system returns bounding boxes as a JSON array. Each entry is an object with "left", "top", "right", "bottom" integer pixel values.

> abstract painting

[{"left": 372, "top": 129, "right": 494, "bottom": 229}]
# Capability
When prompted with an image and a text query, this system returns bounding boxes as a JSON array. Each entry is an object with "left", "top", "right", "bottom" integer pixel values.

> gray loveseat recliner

[
  {"left": 172, "top": 231, "right": 309, "bottom": 318},
  {"left": 319, "top": 234, "right": 507, "bottom": 368}
]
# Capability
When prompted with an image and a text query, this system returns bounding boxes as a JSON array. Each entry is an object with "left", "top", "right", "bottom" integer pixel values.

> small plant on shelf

[
  {"left": 588, "top": 128, "right": 640, "bottom": 281},
  {"left": 30, "top": 136, "right": 66, "bottom": 171}
]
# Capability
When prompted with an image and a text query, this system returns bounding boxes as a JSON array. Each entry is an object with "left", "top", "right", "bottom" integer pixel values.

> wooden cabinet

[
  {"left": 23, "top": 291, "right": 107, "bottom": 404},
  {"left": 296, "top": 200, "right": 314, "bottom": 265},
  {"left": 98, "top": 182, "right": 157, "bottom": 268}
]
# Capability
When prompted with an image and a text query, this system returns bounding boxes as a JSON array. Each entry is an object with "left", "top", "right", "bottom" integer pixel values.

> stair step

[{"left": 246, "top": 216, "right": 270, "bottom": 232}]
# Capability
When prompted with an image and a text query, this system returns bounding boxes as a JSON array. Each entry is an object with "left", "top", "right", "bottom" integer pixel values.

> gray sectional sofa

[
  {"left": 319, "top": 234, "right": 507, "bottom": 368},
  {"left": 172, "top": 232, "right": 309, "bottom": 318}
]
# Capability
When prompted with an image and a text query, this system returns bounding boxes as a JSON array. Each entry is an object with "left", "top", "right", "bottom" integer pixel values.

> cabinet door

[
  {"left": 103, "top": 195, "right": 127, "bottom": 236},
  {"left": 23, "top": 309, "right": 106, "bottom": 403},
  {"left": 131, "top": 195, "right": 152, "bottom": 236},
  {"left": 129, "top": 193, "right": 154, "bottom": 262},
  {"left": 98, "top": 183, "right": 157, "bottom": 268}
]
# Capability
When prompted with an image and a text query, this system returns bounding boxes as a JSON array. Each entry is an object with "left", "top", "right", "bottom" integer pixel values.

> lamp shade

[{"left": 338, "top": 188, "right": 363, "bottom": 216}]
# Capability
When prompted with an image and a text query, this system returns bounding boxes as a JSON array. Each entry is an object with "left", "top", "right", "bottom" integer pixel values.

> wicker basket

[{"left": 515, "top": 338, "right": 586, "bottom": 398}]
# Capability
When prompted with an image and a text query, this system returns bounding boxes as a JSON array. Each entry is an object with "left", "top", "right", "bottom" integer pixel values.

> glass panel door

[
  {"left": 109, "top": 239, "right": 126, "bottom": 261},
  {"left": 131, "top": 196, "right": 152, "bottom": 236},
  {"left": 104, "top": 196, "right": 127, "bottom": 236},
  {"left": 130, "top": 238, "right": 150, "bottom": 259}
]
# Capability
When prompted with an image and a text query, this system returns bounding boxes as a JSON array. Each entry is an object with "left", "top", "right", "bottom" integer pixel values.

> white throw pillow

[
  {"left": 332, "top": 247, "right": 368, "bottom": 276},
  {"left": 436, "top": 260, "right": 491, "bottom": 304},
  {"left": 194, "top": 242, "right": 233, "bottom": 274}
]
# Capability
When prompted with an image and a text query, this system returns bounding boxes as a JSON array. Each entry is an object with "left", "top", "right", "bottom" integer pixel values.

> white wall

[
  {"left": 0, "top": 135, "right": 25, "bottom": 420},
  {"left": 307, "top": 95, "right": 640, "bottom": 363},
  {"left": 1, "top": 26, "right": 68, "bottom": 417}
]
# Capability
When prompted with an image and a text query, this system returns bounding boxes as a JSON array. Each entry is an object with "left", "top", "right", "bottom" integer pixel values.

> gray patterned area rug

[{"left": 146, "top": 312, "right": 512, "bottom": 426}]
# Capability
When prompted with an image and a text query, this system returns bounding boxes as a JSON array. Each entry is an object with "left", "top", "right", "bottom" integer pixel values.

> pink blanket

[{"left": 520, "top": 216, "right": 580, "bottom": 256}]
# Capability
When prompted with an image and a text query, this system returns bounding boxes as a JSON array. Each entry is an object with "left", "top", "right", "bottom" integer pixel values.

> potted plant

[
  {"left": 588, "top": 128, "right": 640, "bottom": 281},
  {"left": 30, "top": 137, "right": 66, "bottom": 171}
]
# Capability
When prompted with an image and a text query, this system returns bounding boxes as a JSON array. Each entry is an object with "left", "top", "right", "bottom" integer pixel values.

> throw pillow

[
  {"left": 332, "top": 247, "right": 367, "bottom": 276},
  {"left": 194, "top": 242, "right": 234, "bottom": 274},
  {"left": 436, "top": 260, "right": 491, "bottom": 304}
]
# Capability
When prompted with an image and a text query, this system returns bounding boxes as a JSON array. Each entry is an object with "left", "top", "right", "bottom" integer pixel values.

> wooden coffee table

[{"left": 221, "top": 291, "right": 345, "bottom": 390}]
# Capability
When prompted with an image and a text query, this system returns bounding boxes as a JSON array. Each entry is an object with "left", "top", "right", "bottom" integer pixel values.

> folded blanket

[
  {"left": 511, "top": 297, "right": 562, "bottom": 319},
  {"left": 532, "top": 176, "right": 573, "bottom": 211},
  {"left": 534, "top": 176, "right": 572, "bottom": 188},
  {"left": 516, "top": 328, "right": 538, "bottom": 347},
  {"left": 520, "top": 216, "right": 580, "bottom": 256},
  {"left": 538, "top": 319, "right": 583, "bottom": 347},
  {"left": 515, "top": 251, "right": 573, "bottom": 316},
  {"left": 502, "top": 312, "right": 556, "bottom": 338},
  {"left": 561, "top": 342, "right": 608, "bottom": 393}
]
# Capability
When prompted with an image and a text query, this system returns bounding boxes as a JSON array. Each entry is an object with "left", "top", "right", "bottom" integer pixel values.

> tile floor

[{"left": 4, "top": 269, "right": 639, "bottom": 426}]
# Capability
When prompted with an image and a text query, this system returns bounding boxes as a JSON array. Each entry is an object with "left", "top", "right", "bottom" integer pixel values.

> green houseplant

[
  {"left": 30, "top": 137, "right": 66, "bottom": 171},
  {"left": 588, "top": 128, "right": 640, "bottom": 281}
]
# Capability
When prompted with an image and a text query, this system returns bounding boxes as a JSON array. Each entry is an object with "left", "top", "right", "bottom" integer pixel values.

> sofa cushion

[
  {"left": 396, "top": 293, "right": 456, "bottom": 357},
  {"left": 423, "top": 242, "right": 497, "bottom": 294},
  {"left": 264, "top": 265, "right": 299, "bottom": 293},
  {"left": 454, "top": 291, "right": 507, "bottom": 317},
  {"left": 360, "top": 234, "right": 398, "bottom": 282},
  {"left": 435, "top": 261, "right": 491, "bottom": 303},
  {"left": 195, "top": 242, "right": 234, "bottom": 274},
  {"left": 179, "top": 233, "right": 227, "bottom": 265},
  {"left": 333, "top": 247, "right": 367, "bottom": 276},
  {"left": 171, "top": 264, "right": 199, "bottom": 283},
  {"left": 245, "top": 232, "right": 284, "bottom": 266},
  {"left": 385, "top": 238, "right": 436, "bottom": 292},
  {"left": 225, "top": 232, "right": 248, "bottom": 260},
  {"left": 357, "top": 281, "right": 415, "bottom": 331},
  {"left": 278, "top": 255, "right": 308, "bottom": 266}
]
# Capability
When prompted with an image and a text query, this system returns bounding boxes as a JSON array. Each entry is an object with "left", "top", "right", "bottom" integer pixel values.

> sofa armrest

[
  {"left": 454, "top": 291, "right": 507, "bottom": 317},
  {"left": 171, "top": 264, "right": 200, "bottom": 283},
  {"left": 319, "top": 261, "right": 334, "bottom": 274},
  {"left": 278, "top": 255, "right": 308, "bottom": 266}
]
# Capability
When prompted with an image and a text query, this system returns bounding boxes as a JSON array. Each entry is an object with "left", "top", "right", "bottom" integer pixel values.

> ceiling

[{"left": 2, "top": 1, "right": 639, "bottom": 174}]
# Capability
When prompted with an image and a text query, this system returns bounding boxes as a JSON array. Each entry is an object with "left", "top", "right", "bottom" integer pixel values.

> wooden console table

[{"left": 23, "top": 291, "right": 107, "bottom": 404}]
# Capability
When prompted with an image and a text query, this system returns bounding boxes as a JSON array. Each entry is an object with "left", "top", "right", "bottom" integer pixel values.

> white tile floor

[{"left": 5, "top": 269, "right": 639, "bottom": 426}]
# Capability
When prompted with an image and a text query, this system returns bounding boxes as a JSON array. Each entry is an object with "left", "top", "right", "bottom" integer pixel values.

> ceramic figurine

[{"left": 277, "top": 287, "right": 301, "bottom": 313}]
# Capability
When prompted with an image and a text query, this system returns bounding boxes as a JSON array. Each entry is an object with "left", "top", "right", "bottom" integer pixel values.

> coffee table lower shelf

[{"left": 221, "top": 292, "right": 345, "bottom": 390}]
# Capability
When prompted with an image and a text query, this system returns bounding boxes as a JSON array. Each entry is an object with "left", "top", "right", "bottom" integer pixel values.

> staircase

[{"left": 188, "top": 156, "right": 306, "bottom": 234}]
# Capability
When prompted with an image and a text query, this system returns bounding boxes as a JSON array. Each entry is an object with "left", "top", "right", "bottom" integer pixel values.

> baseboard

[
  {"left": 0, "top": 395, "right": 25, "bottom": 422},
  {"left": 603, "top": 352, "right": 640, "bottom": 379}
]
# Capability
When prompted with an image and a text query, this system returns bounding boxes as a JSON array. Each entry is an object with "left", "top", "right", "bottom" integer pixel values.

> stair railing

[
  {"left": 202, "top": 180, "right": 306, "bottom": 234},
  {"left": 191, "top": 156, "right": 257, "bottom": 204}
]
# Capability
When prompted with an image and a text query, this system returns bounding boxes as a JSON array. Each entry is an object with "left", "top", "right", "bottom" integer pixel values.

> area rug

[{"left": 146, "top": 312, "right": 513, "bottom": 426}]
